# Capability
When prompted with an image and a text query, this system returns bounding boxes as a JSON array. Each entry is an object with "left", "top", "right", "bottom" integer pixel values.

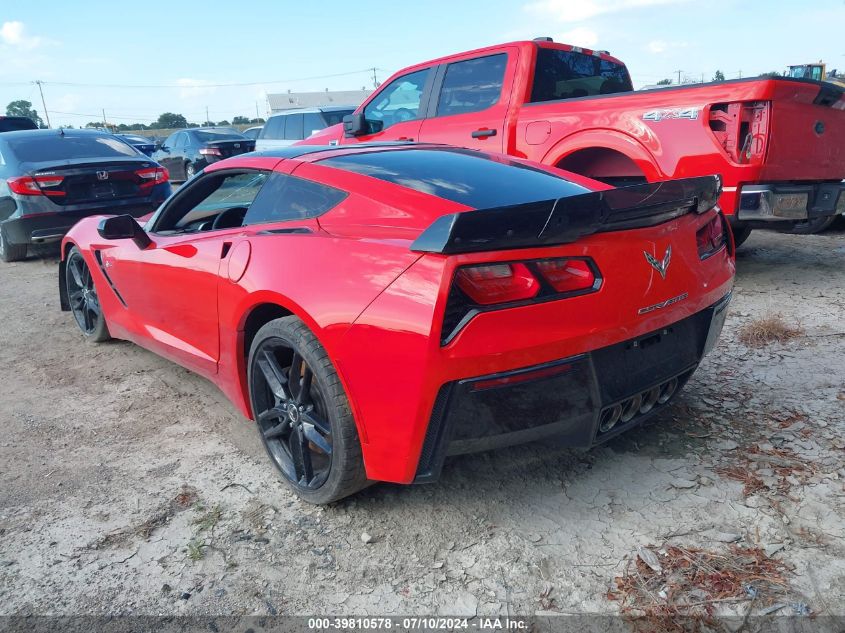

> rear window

[
  {"left": 193, "top": 130, "right": 244, "bottom": 143},
  {"left": 319, "top": 148, "right": 589, "bottom": 208},
  {"left": 6, "top": 134, "right": 139, "bottom": 162},
  {"left": 530, "top": 47, "right": 632, "bottom": 102}
]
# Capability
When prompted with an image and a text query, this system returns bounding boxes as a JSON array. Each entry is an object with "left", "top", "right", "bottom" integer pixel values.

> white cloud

[
  {"left": 526, "top": 0, "right": 688, "bottom": 23},
  {"left": 557, "top": 27, "right": 599, "bottom": 48},
  {"left": 646, "top": 39, "right": 688, "bottom": 54},
  {"left": 1, "top": 21, "right": 45, "bottom": 50}
]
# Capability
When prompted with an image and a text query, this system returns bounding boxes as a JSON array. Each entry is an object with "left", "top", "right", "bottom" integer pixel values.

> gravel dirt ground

[{"left": 0, "top": 229, "right": 843, "bottom": 621}]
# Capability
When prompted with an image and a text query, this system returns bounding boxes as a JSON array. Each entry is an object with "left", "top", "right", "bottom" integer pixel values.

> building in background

[{"left": 267, "top": 89, "right": 372, "bottom": 114}]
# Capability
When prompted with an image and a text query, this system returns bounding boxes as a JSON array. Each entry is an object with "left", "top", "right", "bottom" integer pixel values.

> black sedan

[
  {"left": 0, "top": 129, "right": 171, "bottom": 262},
  {"left": 151, "top": 128, "right": 255, "bottom": 182},
  {"left": 117, "top": 133, "right": 156, "bottom": 156}
]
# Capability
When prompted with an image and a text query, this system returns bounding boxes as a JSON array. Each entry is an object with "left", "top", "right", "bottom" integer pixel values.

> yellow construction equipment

[{"left": 787, "top": 62, "right": 845, "bottom": 88}]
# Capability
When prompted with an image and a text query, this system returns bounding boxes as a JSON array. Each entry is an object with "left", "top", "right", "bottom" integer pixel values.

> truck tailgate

[{"left": 762, "top": 80, "right": 845, "bottom": 181}]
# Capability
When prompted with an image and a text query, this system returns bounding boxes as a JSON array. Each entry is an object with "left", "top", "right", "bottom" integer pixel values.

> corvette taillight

[
  {"left": 708, "top": 101, "right": 770, "bottom": 164},
  {"left": 455, "top": 263, "right": 539, "bottom": 305},
  {"left": 443, "top": 257, "right": 601, "bottom": 344},
  {"left": 7, "top": 175, "right": 66, "bottom": 197},
  {"left": 136, "top": 166, "right": 169, "bottom": 187},
  {"left": 696, "top": 214, "right": 728, "bottom": 259},
  {"left": 534, "top": 258, "right": 596, "bottom": 293}
]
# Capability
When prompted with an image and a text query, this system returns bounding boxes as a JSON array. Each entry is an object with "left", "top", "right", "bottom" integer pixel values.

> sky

[{"left": 1, "top": 0, "right": 843, "bottom": 128}]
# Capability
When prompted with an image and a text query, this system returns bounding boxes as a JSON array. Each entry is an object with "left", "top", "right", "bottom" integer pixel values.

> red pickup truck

[{"left": 303, "top": 38, "right": 845, "bottom": 242}]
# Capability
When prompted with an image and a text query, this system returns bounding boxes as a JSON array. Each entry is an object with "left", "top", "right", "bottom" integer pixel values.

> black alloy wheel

[
  {"left": 66, "top": 247, "right": 110, "bottom": 342},
  {"left": 248, "top": 316, "right": 367, "bottom": 503}
]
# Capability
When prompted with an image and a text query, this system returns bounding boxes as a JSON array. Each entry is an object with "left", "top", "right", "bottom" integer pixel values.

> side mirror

[
  {"left": 343, "top": 112, "right": 367, "bottom": 137},
  {"left": 97, "top": 215, "right": 152, "bottom": 249}
]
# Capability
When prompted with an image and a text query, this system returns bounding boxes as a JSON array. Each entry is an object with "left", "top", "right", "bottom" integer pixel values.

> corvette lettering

[
  {"left": 638, "top": 292, "right": 689, "bottom": 315},
  {"left": 643, "top": 107, "right": 700, "bottom": 122}
]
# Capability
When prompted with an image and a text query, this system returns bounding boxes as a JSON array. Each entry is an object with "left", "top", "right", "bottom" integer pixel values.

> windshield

[
  {"left": 7, "top": 134, "right": 139, "bottom": 162},
  {"left": 531, "top": 47, "right": 633, "bottom": 102}
]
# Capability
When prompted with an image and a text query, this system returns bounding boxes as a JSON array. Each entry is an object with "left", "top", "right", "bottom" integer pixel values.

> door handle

[{"left": 471, "top": 128, "right": 497, "bottom": 139}]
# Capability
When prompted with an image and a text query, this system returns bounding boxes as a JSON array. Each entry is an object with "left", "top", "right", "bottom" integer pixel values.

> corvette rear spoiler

[{"left": 410, "top": 175, "right": 721, "bottom": 255}]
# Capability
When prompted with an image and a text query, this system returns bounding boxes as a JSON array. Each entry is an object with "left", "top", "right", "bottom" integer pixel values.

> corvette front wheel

[
  {"left": 248, "top": 316, "right": 367, "bottom": 504},
  {"left": 66, "top": 247, "right": 111, "bottom": 343}
]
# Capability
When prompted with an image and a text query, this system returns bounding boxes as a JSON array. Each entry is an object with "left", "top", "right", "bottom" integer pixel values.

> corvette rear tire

[
  {"left": 248, "top": 316, "right": 367, "bottom": 504},
  {"left": 0, "top": 226, "right": 27, "bottom": 262},
  {"left": 66, "top": 246, "right": 111, "bottom": 343}
]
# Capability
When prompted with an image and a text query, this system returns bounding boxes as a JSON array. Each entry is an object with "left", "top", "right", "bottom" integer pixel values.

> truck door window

[
  {"left": 363, "top": 68, "right": 430, "bottom": 133},
  {"left": 435, "top": 54, "right": 507, "bottom": 117},
  {"left": 530, "top": 47, "right": 633, "bottom": 102},
  {"left": 262, "top": 115, "right": 285, "bottom": 139},
  {"left": 283, "top": 114, "right": 304, "bottom": 140}
]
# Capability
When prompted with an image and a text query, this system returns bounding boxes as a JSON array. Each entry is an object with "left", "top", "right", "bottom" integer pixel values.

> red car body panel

[
  {"left": 303, "top": 40, "right": 845, "bottom": 224},
  {"left": 61, "top": 146, "right": 734, "bottom": 485}
]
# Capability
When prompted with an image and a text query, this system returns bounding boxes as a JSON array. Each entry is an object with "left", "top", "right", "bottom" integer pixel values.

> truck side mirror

[
  {"left": 343, "top": 112, "right": 367, "bottom": 137},
  {"left": 97, "top": 215, "right": 152, "bottom": 249}
]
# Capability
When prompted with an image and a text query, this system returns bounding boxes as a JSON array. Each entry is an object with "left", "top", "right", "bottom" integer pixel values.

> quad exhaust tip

[{"left": 599, "top": 377, "right": 681, "bottom": 434}]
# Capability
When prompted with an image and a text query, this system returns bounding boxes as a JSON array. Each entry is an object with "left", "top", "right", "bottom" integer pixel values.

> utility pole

[
  {"left": 738, "top": 69, "right": 742, "bottom": 79},
  {"left": 206, "top": 105, "right": 210, "bottom": 125},
  {"left": 371, "top": 67, "right": 379, "bottom": 88},
  {"left": 35, "top": 80, "right": 51, "bottom": 128},
  {"left": 102, "top": 108, "right": 108, "bottom": 131},
  {"left": 255, "top": 101, "right": 260, "bottom": 120},
  {"left": 675, "top": 69, "right": 683, "bottom": 84}
]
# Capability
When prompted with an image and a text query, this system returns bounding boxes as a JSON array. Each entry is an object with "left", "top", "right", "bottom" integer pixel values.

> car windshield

[
  {"left": 319, "top": 147, "right": 590, "bottom": 208},
  {"left": 530, "top": 47, "right": 633, "bottom": 102},
  {"left": 321, "top": 110, "right": 354, "bottom": 126},
  {"left": 6, "top": 134, "right": 139, "bottom": 162},
  {"left": 194, "top": 130, "right": 244, "bottom": 143}
]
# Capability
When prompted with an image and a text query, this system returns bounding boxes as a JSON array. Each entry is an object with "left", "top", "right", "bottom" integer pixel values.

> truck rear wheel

[{"left": 783, "top": 216, "right": 837, "bottom": 235}]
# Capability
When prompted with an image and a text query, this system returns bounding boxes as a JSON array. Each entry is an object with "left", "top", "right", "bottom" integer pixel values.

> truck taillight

[
  {"left": 696, "top": 214, "right": 728, "bottom": 259},
  {"left": 443, "top": 257, "right": 601, "bottom": 344},
  {"left": 708, "top": 101, "right": 770, "bottom": 164},
  {"left": 7, "top": 175, "right": 66, "bottom": 196}
]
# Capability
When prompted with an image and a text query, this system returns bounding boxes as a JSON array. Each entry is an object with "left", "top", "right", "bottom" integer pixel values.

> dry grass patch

[
  {"left": 609, "top": 544, "right": 794, "bottom": 630},
  {"left": 738, "top": 314, "right": 803, "bottom": 348}
]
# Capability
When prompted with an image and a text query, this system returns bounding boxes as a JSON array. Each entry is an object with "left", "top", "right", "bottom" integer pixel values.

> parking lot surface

[{"left": 0, "top": 230, "right": 843, "bottom": 617}]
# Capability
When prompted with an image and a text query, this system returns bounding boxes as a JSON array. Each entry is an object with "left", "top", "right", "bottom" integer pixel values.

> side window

[
  {"left": 261, "top": 115, "right": 284, "bottom": 139},
  {"left": 283, "top": 114, "right": 304, "bottom": 140},
  {"left": 174, "top": 132, "right": 188, "bottom": 148},
  {"left": 163, "top": 133, "right": 178, "bottom": 148},
  {"left": 436, "top": 54, "right": 507, "bottom": 117},
  {"left": 303, "top": 112, "right": 325, "bottom": 138},
  {"left": 243, "top": 172, "right": 347, "bottom": 225},
  {"left": 363, "top": 68, "right": 430, "bottom": 133},
  {"left": 153, "top": 171, "right": 268, "bottom": 232}
]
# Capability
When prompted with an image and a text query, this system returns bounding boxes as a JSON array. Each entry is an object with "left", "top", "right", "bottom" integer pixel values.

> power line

[{"left": 37, "top": 68, "right": 387, "bottom": 89}]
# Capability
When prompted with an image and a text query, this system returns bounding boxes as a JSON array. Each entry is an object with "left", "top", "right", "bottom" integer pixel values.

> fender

[
  {"left": 222, "top": 289, "right": 370, "bottom": 442},
  {"left": 541, "top": 128, "right": 668, "bottom": 182}
]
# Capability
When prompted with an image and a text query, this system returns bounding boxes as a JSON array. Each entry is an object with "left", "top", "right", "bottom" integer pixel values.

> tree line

[{"left": 4, "top": 101, "right": 264, "bottom": 131}]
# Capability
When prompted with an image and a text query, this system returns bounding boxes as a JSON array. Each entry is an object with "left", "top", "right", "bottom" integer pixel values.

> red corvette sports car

[{"left": 60, "top": 144, "right": 734, "bottom": 503}]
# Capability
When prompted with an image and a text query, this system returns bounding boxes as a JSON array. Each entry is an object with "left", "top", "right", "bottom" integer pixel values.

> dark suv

[{"left": 0, "top": 129, "right": 171, "bottom": 261}]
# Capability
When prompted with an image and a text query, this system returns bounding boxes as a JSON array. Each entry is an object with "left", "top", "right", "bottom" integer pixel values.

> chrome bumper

[{"left": 737, "top": 182, "right": 845, "bottom": 221}]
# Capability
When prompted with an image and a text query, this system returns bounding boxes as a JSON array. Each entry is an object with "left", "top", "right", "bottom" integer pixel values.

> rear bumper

[
  {"left": 414, "top": 293, "right": 731, "bottom": 483},
  {"left": 736, "top": 182, "right": 845, "bottom": 221},
  {"left": 2, "top": 203, "right": 161, "bottom": 246}
]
